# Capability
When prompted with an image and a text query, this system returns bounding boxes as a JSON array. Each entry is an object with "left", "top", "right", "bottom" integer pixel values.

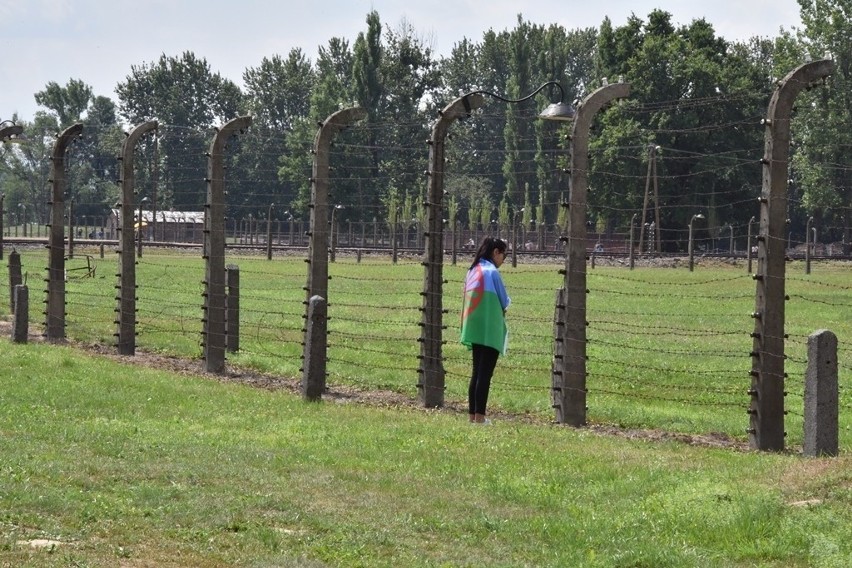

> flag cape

[{"left": 460, "top": 259, "right": 510, "bottom": 354}]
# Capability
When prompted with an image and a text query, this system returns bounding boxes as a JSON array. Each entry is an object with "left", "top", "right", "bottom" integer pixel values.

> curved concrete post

[
  {"left": 553, "top": 82, "right": 630, "bottom": 426},
  {"left": 0, "top": 123, "right": 23, "bottom": 261},
  {"left": 203, "top": 115, "right": 252, "bottom": 373},
  {"left": 45, "top": 122, "right": 83, "bottom": 341},
  {"left": 301, "top": 107, "right": 366, "bottom": 397},
  {"left": 418, "top": 93, "right": 486, "bottom": 408},
  {"left": 749, "top": 59, "right": 834, "bottom": 451},
  {"left": 116, "top": 120, "right": 158, "bottom": 355}
]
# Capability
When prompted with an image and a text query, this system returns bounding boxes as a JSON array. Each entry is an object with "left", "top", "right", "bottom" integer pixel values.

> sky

[{"left": 0, "top": 0, "right": 804, "bottom": 123}]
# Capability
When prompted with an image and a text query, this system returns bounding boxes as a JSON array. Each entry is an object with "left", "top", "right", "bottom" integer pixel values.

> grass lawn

[
  {"left": 2, "top": 246, "right": 852, "bottom": 564},
  {"left": 1, "top": 338, "right": 852, "bottom": 567}
]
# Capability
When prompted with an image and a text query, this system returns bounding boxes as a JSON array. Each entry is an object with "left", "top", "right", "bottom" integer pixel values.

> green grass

[
  {"left": 3, "top": 246, "right": 852, "bottom": 450},
  {"left": 2, "top": 339, "right": 852, "bottom": 566}
]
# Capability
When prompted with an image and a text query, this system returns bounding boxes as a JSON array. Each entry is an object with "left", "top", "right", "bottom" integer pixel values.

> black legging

[{"left": 469, "top": 344, "right": 500, "bottom": 415}]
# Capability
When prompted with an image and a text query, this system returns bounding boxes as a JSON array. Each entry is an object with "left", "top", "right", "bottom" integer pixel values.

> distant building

[{"left": 106, "top": 209, "right": 205, "bottom": 243}]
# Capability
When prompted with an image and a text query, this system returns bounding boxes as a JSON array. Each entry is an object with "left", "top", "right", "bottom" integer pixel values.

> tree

[
  {"left": 238, "top": 50, "right": 316, "bottom": 219},
  {"left": 115, "top": 52, "right": 243, "bottom": 210},
  {"left": 75, "top": 96, "right": 123, "bottom": 217},
  {"left": 34, "top": 79, "right": 93, "bottom": 128},
  {"left": 589, "top": 11, "right": 769, "bottom": 248},
  {"left": 279, "top": 37, "right": 355, "bottom": 217},
  {"left": 791, "top": 0, "right": 852, "bottom": 249},
  {"left": 2, "top": 113, "right": 60, "bottom": 226},
  {"left": 31, "top": 80, "right": 123, "bottom": 218}
]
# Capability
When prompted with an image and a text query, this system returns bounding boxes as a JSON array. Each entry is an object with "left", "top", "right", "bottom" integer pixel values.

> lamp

[
  {"left": 464, "top": 81, "right": 575, "bottom": 121},
  {"left": 0, "top": 120, "right": 24, "bottom": 144}
]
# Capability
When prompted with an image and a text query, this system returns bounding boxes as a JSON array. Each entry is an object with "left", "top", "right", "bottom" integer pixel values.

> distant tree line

[{"left": 1, "top": 4, "right": 850, "bottom": 249}]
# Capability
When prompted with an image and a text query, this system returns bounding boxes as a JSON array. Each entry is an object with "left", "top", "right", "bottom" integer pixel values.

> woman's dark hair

[{"left": 470, "top": 237, "right": 507, "bottom": 269}]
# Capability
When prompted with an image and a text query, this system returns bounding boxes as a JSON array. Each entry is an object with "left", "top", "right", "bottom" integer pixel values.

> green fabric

[
  {"left": 460, "top": 261, "right": 509, "bottom": 354},
  {"left": 461, "top": 291, "right": 507, "bottom": 353}
]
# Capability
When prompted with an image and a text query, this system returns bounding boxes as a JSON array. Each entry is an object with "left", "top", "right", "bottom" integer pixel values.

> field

[
  {"left": 4, "top": 245, "right": 850, "bottom": 447},
  {"left": 1, "top": 246, "right": 852, "bottom": 566}
]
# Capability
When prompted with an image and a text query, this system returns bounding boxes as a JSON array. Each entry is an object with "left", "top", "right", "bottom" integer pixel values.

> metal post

[
  {"left": 629, "top": 213, "right": 636, "bottom": 270},
  {"left": 330, "top": 205, "right": 342, "bottom": 263},
  {"left": 553, "top": 81, "right": 630, "bottom": 426},
  {"left": 391, "top": 220, "right": 398, "bottom": 264},
  {"left": 750, "top": 59, "right": 834, "bottom": 451},
  {"left": 67, "top": 198, "right": 75, "bottom": 260},
  {"left": 451, "top": 219, "right": 458, "bottom": 266},
  {"left": 805, "top": 216, "right": 813, "bottom": 274},
  {"left": 116, "top": 120, "right": 157, "bottom": 356},
  {"left": 45, "top": 123, "right": 83, "bottom": 341},
  {"left": 747, "top": 216, "right": 755, "bottom": 273},
  {"left": 688, "top": 221, "right": 695, "bottom": 272},
  {"left": 728, "top": 223, "right": 734, "bottom": 254},
  {"left": 266, "top": 203, "right": 274, "bottom": 261},
  {"left": 137, "top": 196, "right": 149, "bottom": 258},
  {"left": 688, "top": 214, "right": 703, "bottom": 272},
  {"left": 203, "top": 116, "right": 252, "bottom": 373},
  {"left": 512, "top": 208, "right": 523, "bottom": 268}
]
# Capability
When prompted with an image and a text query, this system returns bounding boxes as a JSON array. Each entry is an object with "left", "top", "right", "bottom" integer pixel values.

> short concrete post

[
  {"left": 302, "top": 295, "right": 327, "bottom": 401},
  {"left": 226, "top": 264, "right": 240, "bottom": 353},
  {"left": 8, "top": 249, "right": 21, "bottom": 313},
  {"left": 804, "top": 329, "right": 838, "bottom": 457},
  {"left": 12, "top": 284, "right": 28, "bottom": 343}
]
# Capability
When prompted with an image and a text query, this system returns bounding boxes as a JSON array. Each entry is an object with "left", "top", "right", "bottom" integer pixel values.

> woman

[{"left": 460, "top": 237, "right": 510, "bottom": 424}]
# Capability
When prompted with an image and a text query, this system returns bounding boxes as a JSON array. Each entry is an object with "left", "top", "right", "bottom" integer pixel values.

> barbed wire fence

[{"left": 1, "top": 62, "right": 850, "bottom": 450}]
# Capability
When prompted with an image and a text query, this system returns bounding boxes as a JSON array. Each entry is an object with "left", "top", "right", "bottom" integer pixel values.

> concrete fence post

[
  {"left": 302, "top": 107, "right": 366, "bottom": 390},
  {"left": 116, "top": 120, "right": 158, "bottom": 356},
  {"left": 8, "top": 249, "right": 21, "bottom": 313},
  {"left": 804, "top": 329, "right": 838, "bottom": 457},
  {"left": 749, "top": 59, "right": 834, "bottom": 451},
  {"left": 226, "top": 264, "right": 240, "bottom": 353},
  {"left": 12, "top": 284, "right": 28, "bottom": 343},
  {"left": 0, "top": 124, "right": 25, "bottom": 257},
  {"left": 302, "top": 295, "right": 327, "bottom": 401},
  {"left": 553, "top": 82, "right": 630, "bottom": 427},
  {"left": 417, "top": 92, "right": 486, "bottom": 408},
  {"left": 203, "top": 116, "right": 252, "bottom": 373},
  {"left": 45, "top": 123, "right": 83, "bottom": 341}
]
